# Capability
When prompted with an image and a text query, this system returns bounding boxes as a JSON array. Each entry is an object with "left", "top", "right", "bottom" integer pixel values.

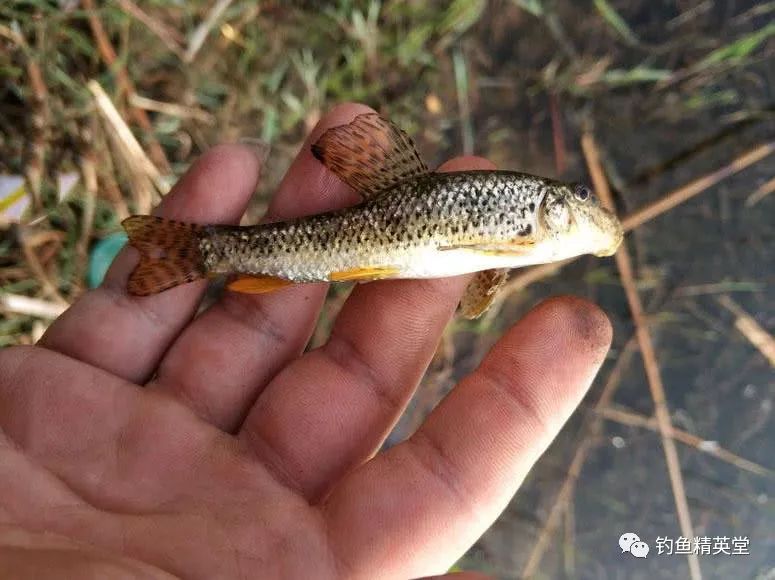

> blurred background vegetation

[{"left": 1, "top": 1, "right": 773, "bottom": 578}]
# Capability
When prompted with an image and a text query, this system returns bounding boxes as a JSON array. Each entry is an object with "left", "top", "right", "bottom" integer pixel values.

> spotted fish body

[
  {"left": 123, "top": 113, "right": 623, "bottom": 318},
  {"left": 201, "top": 171, "right": 556, "bottom": 281}
]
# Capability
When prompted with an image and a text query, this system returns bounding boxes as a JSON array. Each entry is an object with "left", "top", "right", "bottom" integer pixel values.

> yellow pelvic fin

[
  {"left": 227, "top": 275, "right": 294, "bottom": 294},
  {"left": 329, "top": 266, "right": 399, "bottom": 282}
]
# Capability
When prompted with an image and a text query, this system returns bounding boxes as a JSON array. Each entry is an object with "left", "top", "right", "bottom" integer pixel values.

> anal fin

[
  {"left": 227, "top": 275, "right": 294, "bottom": 294},
  {"left": 460, "top": 268, "right": 509, "bottom": 319}
]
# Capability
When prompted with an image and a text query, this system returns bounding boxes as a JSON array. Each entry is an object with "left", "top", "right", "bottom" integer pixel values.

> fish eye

[{"left": 574, "top": 184, "right": 591, "bottom": 201}]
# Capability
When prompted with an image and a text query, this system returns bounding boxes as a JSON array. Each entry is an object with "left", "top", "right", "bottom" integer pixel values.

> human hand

[{"left": 0, "top": 104, "right": 612, "bottom": 579}]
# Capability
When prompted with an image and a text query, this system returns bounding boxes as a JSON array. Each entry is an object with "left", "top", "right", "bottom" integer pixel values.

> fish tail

[{"left": 122, "top": 216, "right": 205, "bottom": 296}]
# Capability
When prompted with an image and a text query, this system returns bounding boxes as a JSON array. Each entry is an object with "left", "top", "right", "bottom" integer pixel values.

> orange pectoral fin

[
  {"left": 227, "top": 275, "right": 294, "bottom": 294},
  {"left": 329, "top": 266, "right": 399, "bottom": 282}
]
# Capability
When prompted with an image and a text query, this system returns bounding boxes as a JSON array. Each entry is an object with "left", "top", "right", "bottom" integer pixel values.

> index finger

[{"left": 321, "top": 297, "right": 612, "bottom": 578}]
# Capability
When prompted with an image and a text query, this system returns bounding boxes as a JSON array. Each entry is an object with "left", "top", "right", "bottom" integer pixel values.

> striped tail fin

[{"left": 122, "top": 216, "right": 205, "bottom": 296}]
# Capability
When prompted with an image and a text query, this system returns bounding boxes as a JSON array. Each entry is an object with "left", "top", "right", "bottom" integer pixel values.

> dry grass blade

[
  {"left": 0, "top": 293, "right": 67, "bottom": 320},
  {"left": 582, "top": 132, "right": 702, "bottom": 580},
  {"left": 30, "top": 320, "right": 47, "bottom": 343},
  {"left": 82, "top": 0, "right": 171, "bottom": 173},
  {"left": 621, "top": 142, "right": 775, "bottom": 231},
  {"left": 19, "top": 232, "right": 68, "bottom": 306},
  {"left": 116, "top": 0, "right": 185, "bottom": 57},
  {"left": 744, "top": 175, "right": 775, "bottom": 207},
  {"left": 549, "top": 93, "right": 567, "bottom": 174},
  {"left": 185, "top": 0, "right": 235, "bottom": 63},
  {"left": 129, "top": 94, "right": 216, "bottom": 124},
  {"left": 716, "top": 295, "right": 775, "bottom": 367},
  {"left": 674, "top": 281, "right": 763, "bottom": 297},
  {"left": 74, "top": 150, "right": 98, "bottom": 292},
  {"left": 88, "top": 80, "right": 165, "bottom": 214},
  {"left": 502, "top": 259, "right": 570, "bottom": 296},
  {"left": 503, "top": 141, "right": 775, "bottom": 296},
  {"left": 521, "top": 335, "right": 639, "bottom": 578},
  {"left": 598, "top": 406, "right": 775, "bottom": 479},
  {"left": 562, "top": 495, "right": 576, "bottom": 577},
  {"left": 92, "top": 125, "right": 131, "bottom": 221}
]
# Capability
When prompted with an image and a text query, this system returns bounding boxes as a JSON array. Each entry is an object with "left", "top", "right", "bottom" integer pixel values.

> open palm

[{"left": 0, "top": 104, "right": 611, "bottom": 579}]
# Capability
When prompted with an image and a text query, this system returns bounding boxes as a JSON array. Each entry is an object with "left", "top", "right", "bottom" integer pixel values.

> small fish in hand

[{"left": 122, "top": 113, "right": 623, "bottom": 318}]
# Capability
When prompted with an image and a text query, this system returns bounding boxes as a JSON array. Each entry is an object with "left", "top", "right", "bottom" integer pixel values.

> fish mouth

[
  {"left": 593, "top": 219, "right": 624, "bottom": 257},
  {"left": 594, "top": 243, "right": 619, "bottom": 257}
]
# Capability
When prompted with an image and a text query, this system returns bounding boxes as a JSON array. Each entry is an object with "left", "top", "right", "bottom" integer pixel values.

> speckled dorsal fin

[
  {"left": 311, "top": 113, "right": 428, "bottom": 199},
  {"left": 460, "top": 268, "right": 509, "bottom": 319}
]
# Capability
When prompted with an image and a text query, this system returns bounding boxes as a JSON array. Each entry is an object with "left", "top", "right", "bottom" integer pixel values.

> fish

[{"left": 122, "top": 113, "right": 623, "bottom": 318}]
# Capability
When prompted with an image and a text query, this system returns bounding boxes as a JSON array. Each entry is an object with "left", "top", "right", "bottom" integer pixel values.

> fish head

[{"left": 538, "top": 182, "right": 623, "bottom": 257}]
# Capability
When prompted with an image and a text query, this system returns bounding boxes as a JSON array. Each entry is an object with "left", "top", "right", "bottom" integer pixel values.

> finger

[
  {"left": 39, "top": 145, "right": 262, "bottom": 384},
  {"left": 148, "top": 103, "right": 373, "bottom": 431},
  {"left": 321, "top": 297, "right": 612, "bottom": 579},
  {"left": 238, "top": 157, "right": 495, "bottom": 498}
]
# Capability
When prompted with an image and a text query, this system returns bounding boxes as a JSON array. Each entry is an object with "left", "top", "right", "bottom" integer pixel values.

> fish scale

[{"left": 199, "top": 171, "right": 545, "bottom": 283}]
